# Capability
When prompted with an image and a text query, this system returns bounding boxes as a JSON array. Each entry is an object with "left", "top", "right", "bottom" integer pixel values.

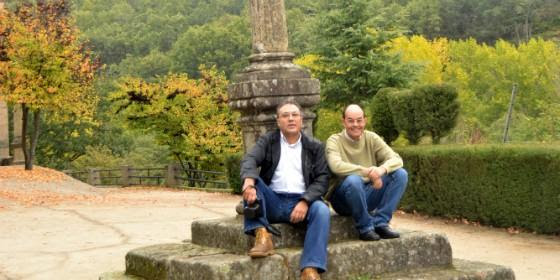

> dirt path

[{"left": 0, "top": 166, "right": 558, "bottom": 280}]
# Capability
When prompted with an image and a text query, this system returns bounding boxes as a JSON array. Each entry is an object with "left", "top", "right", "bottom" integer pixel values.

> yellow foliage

[
  {"left": 0, "top": 2, "right": 98, "bottom": 123},
  {"left": 389, "top": 35, "right": 449, "bottom": 85},
  {"left": 110, "top": 66, "right": 242, "bottom": 166}
]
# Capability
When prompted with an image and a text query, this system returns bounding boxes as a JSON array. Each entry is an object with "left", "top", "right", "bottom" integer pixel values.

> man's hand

[
  {"left": 242, "top": 178, "right": 257, "bottom": 204},
  {"left": 290, "top": 201, "right": 309, "bottom": 223},
  {"left": 368, "top": 166, "right": 386, "bottom": 189}
]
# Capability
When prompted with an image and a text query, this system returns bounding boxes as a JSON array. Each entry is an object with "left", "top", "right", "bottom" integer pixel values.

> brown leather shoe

[
  {"left": 248, "top": 227, "right": 275, "bottom": 258},
  {"left": 301, "top": 267, "right": 321, "bottom": 280}
]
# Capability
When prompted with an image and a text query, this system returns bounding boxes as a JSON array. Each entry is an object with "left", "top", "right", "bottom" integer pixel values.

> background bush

[
  {"left": 413, "top": 84, "right": 459, "bottom": 144},
  {"left": 390, "top": 89, "right": 425, "bottom": 144},
  {"left": 369, "top": 87, "right": 400, "bottom": 145},
  {"left": 397, "top": 144, "right": 560, "bottom": 234},
  {"left": 225, "top": 152, "right": 243, "bottom": 194}
]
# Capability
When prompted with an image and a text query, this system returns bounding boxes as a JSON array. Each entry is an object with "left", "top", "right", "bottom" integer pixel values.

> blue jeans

[
  {"left": 244, "top": 178, "right": 330, "bottom": 273},
  {"left": 330, "top": 168, "right": 408, "bottom": 234}
]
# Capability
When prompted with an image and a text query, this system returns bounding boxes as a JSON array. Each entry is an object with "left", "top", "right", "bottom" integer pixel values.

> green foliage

[
  {"left": 404, "top": 0, "right": 442, "bottom": 39},
  {"left": 74, "top": 0, "right": 245, "bottom": 66},
  {"left": 70, "top": 145, "right": 123, "bottom": 170},
  {"left": 313, "top": 108, "right": 343, "bottom": 142},
  {"left": 369, "top": 88, "right": 399, "bottom": 145},
  {"left": 390, "top": 89, "right": 424, "bottom": 144},
  {"left": 391, "top": 35, "right": 560, "bottom": 143},
  {"left": 309, "top": 0, "right": 416, "bottom": 108},
  {"left": 413, "top": 84, "right": 459, "bottom": 144},
  {"left": 69, "top": 132, "right": 170, "bottom": 171},
  {"left": 169, "top": 14, "right": 250, "bottom": 78},
  {"left": 397, "top": 144, "right": 560, "bottom": 234},
  {"left": 224, "top": 152, "right": 243, "bottom": 194},
  {"left": 445, "top": 38, "right": 560, "bottom": 143},
  {"left": 397, "top": 0, "right": 560, "bottom": 44},
  {"left": 110, "top": 66, "right": 242, "bottom": 170}
]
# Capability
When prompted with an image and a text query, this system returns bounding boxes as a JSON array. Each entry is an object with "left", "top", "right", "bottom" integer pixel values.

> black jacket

[{"left": 240, "top": 129, "right": 329, "bottom": 203}]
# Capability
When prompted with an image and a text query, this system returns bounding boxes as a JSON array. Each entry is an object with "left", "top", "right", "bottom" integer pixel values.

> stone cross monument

[{"left": 228, "top": 0, "right": 320, "bottom": 152}]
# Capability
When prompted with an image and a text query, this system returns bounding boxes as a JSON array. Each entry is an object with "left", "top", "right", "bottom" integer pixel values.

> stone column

[
  {"left": 228, "top": 0, "right": 320, "bottom": 152},
  {"left": 0, "top": 101, "right": 9, "bottom": 163},
  {"left": 11, "top": 106, "right": 25, "bottom": 164},
  {"left": 249, "top": 0, "right": 289, "bottom": 53}
]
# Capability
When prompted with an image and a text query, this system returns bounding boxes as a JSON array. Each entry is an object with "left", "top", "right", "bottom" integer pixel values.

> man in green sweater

[{"left": 325, "top": 104, "right": 408, "bottom": 241}]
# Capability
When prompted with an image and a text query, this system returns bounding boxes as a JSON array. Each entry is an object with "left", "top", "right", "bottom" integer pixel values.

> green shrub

[
  {"left": 414, "top": 84, "right": 459, "bottom": 144},
  {"left": 224, "top": 152, "right": 243, "bottom": 194},
  {"left": 397, "top": 144, "right": 560, "bottom": 234},
  {"left": 369, "top": 88, "right": 400, "bottom": 145},
  {"left": 390, "top": 89, "right": 425, "bottom": 144}
]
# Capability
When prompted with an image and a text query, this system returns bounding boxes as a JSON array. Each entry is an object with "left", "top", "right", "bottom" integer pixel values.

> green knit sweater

[{"left": 325, "top": 130, "right": 403, "bottom": 199}]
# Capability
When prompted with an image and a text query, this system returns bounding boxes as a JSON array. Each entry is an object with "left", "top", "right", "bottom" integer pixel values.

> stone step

[
  {"left": 377, "top": 259, "right": 515, "bottom": 280},
  {"left": 192, "top": 214, "right": 391, "bottom": 253},
  {"left": 123, "top": 228, "right": 455, "bottom": 280},
  {"left": 102, "top": 259, "right": 515, "bottom": 280},
  {"left": 119, "top": 242, "right": 513, "bottom": 280},
  {"left": 99, "top": 271, "right": 144, "bottom": 280}
]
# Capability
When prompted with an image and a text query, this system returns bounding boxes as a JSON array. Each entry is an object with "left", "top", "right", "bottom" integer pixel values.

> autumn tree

[
  {"left": 110, "top": 66, "right": 242, "bottom": 176},
  {"left": 0, "top": 0, "right": 99, "bottom": 170}
]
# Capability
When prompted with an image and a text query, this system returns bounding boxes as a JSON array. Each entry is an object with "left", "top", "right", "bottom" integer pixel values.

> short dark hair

[
  {"left": 342, "top": 104, "right": 366, "bottom": 118},
  {"left": 276, "top": 100, "right": 303, "bottom": 117}
]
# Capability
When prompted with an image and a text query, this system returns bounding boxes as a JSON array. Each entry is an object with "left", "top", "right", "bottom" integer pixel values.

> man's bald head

[
  {"left": 342, "top": 104, "right": 367, "bottom": 140},
  {"left": 343, "top": 104, "right": 365, "bottom": 119}
]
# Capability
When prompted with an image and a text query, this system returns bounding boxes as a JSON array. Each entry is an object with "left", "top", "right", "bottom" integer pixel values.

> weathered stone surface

[
  {"left": 321, "top": 232, "right": 452, "bottom": 279},
  {"left": 99, "top": 271, "right": 145, "bottom": 280},
  {"left": 227, "top": 58, "right": 321, "bottom": 151},
  {"left": 192, "top": 214, "right": 365, "bottom": 253},
  {"left": 191, "top": 214, "right": 427, "bottom": 254},
  {"left": 125, "top": 243, "right": 227, "bottom": 280},
  {"left": 376, "top": 258, "right": 515, "bottom": 280},
  {"left": 11, "top": 106, "right": 24, "bottom": 164},
  {"left": 122, "top": 241, "right": 514, "bottom": 280},
  {"left": 249, "top": 0, "right": 288, "bottom": 53},
  {"left": 168, "top": 253, "right": 288, "bottom": 280},
  {"left": 0, "top": 101, "right": 10, "bottom": 162}
]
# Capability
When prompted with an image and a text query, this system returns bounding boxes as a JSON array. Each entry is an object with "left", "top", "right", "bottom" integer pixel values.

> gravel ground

[{"left": 0, "top": 166, "right": 558, "bottom": 280}]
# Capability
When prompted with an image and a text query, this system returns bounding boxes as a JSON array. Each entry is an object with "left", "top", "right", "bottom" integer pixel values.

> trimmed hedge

[
  {"left": 397, "top": 144, "right": 560, "bottom": 234},
  {"left": 224, "top": 153, "right": 243, "bottom": 194}
]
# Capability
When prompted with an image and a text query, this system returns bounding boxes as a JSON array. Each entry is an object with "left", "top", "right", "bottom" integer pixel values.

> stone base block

[
  {"left": 377, "top": 258, "right": 515, "bottom": 280},
  {"left": 191, "top": 214, "right": 360, "bottom": 253},
  {"left": 99, "top": 271, "right": 145, "bottom": 280},
  {"left": 102, "top": 259, "right": 515, "bottom": 280},
  {"left": 124, "top": 229, "right": 456, "bottom": 280}
]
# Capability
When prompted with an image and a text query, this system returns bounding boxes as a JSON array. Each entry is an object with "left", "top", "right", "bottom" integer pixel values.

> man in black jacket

[{"left": 241, "top": 101, "right": 330, "bottom": 280}]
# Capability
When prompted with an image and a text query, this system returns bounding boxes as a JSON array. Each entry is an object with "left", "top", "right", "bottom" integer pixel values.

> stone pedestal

[
  {"left": 99, "top": 215, "right": 516, "bottom": 280},
  {"left": 228, "top": 53, "right": 320, "bottom": 151},
  {"left": 0, "top": 101, "right": 10, "bottom": 163},
  {"left": 11, "top": 106, "right": 24, "bottom": 164}
]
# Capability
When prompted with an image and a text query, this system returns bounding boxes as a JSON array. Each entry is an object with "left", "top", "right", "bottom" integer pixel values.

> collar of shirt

[
  {"left": 343, "top": 129, "right": 362, "bottom": 143},
  {"left": 280, "top": 131, "right": 302, "bottom": 148}
]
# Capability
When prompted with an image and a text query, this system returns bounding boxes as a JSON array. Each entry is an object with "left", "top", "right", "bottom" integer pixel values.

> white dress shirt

[{"left": 269, "top": 132, "right": 306, "bottom": 194}]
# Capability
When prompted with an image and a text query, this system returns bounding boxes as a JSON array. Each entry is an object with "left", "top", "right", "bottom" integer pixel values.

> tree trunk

[{"left": 21, "top": 104, "right": 41, "bottom": 170}]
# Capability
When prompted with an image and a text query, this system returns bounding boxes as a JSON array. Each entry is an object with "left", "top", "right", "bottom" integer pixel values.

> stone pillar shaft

[
  {"left": 0, "top": 101, "right": 9, "bottom": 160},
  {"left": 11, "top": 106, "right": 25, "bottom": 164},
  {"left": 249, "top": 0, "right": 289, "bottom": 53}
]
